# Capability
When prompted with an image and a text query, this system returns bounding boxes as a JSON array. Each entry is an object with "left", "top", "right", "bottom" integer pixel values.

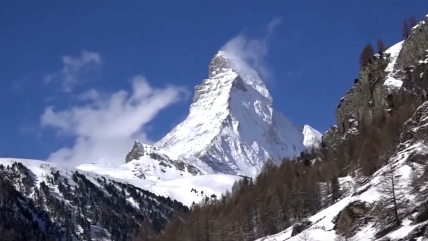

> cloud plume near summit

[{"left": 220, "top": 17, "right": 281, "bottom": 81}]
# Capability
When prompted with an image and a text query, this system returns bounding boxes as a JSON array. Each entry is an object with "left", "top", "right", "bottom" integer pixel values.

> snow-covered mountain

[
  {"left": 0, "top": 157, "right": 241, "bottom": 240},
  {"left": 0, "top": 157, "right": 188, "bottom": 241},
  {"left": 156, "top": 51, "right": 320, "bottom": 177}
]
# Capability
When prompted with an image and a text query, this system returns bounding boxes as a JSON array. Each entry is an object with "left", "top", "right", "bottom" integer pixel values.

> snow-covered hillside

[
  {"left": 255, "top": 142, "right": 428, "bottom": 241},
  {"left": 253, "top": 17, "right": 428, "bottom": 240},
  {"left": 0, "top": 157, "right": 241, "bottom": 240},
  {"left": 76, "top": 158, "right": 242, "bottom": 207},
  {"left": 156, "top": 51, "right": 320, "bottom": 177}
]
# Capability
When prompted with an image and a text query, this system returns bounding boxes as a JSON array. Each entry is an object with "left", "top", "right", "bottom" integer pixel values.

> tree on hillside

[
  {"left": 135, "top": 218, "right": 157, "bottom": 241},
  {"left": 372, "top": 163, "right": 405, "bottom": 228},
  {"left": 409, "top": 15, "right": 419, "bottom": 29},
  {"left": 377, "top": 38, "right": 386, "bottom": 54},
  {"left": 359, "top": 43, "right": 374, "bottom": 67},
  {"left": 402, "top": 20, "right": 409, "bottom": 40},
  {"left": 402, "top": 15, "right": 419, "bottom": 39}
]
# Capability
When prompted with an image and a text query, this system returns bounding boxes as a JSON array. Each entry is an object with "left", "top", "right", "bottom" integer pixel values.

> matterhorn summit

[{"left": 155, "top": 51, "right": 320, "bottom": 177}]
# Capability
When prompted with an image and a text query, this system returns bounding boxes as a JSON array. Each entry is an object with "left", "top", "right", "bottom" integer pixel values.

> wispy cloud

[
  {"left": 44, "top": 51, "right": 101, "bottom": 92},
  {"left": 220, "top": 17, "right": 281, "bottom": 81},
  {"left": 41, "top": 75, "right": 188, "bottom": 166}
]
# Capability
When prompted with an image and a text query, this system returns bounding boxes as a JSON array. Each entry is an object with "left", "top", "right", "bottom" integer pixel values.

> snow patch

[{"left": 384, "top": 41, "right": 404, "bottom": 90}]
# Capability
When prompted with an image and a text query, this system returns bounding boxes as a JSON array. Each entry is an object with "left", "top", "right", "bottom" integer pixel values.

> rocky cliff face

[
  {"left": 256, "top": 14, "right": 428, "bottom": 241},
  {"left": 322, "top": 15, "right": 428, "bottom": 155},
  {"left": 154, "top": 51, "right": 320, "bottom": 177}
]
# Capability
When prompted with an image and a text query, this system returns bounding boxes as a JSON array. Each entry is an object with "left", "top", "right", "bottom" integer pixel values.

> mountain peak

[
  {"left": 154, "top": 51, "right": 319, "bottom": 176},
  {"left": 208, "top": 51, "right": 232, "bottom": 78}
]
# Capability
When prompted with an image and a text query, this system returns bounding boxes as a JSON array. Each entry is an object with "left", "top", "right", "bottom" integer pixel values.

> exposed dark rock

[
  {"left": 400, "top": 101, "right": 428, "bottom": 147},
  {"left": 333, "top": 201, "right": 372, "bottom": 237},
  {"left": 290, "top": 219, "right": 312, "bottom": 237},
  {"left": 126, "top": 141, "right": 144, "bottom": 163},
  {"left": 232, "top": 76, "right": 247, "bottom": 92}
]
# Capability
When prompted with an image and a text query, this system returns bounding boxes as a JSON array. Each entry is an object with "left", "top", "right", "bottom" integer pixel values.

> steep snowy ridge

[{"left": 156, "top": 51, "right": 318, "bottom": 177}]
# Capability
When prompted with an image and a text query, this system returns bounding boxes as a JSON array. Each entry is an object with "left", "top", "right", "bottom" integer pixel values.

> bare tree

[
  {"left": 402, "top": 19, "right": 409, "bottom": 40},
  {"left": 409, "top": 15, "right": 418, "bottom": 29},
  {"left": 377, "top": 38, "right": 386, "bottom": 54},
  {"left": 372, "top": 163, "right": 405, "bottom": 228},
  {"left": 359, "top": 43, "right": 374, "bottom": 67},
  {"left": 402, "top": 15, "right": 418, "bottom": 39},
  {"left": 135, "top": 219, "right": 156, "bottom": 241}
]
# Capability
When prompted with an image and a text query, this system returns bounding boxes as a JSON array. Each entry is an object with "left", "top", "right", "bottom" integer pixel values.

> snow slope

[
  {"left": 133, "top": 174, "right": 242, "bottom": 207},
  {"left": 383, "top": 41, "right": 405, "bottom": 90},
  {"left": 0, "top": 158, "right": 114, "bottom": 240},
  {"left": 156, "top": 51, "right": 319, "bottom": 177},
  {"left": 255, "top": 142, "right": 428, "bottom": 241},
  {"left": 77, "top": 160, "right": 242, "bottom": 207},
  {"left": 0, "top": 157, "right": 239, "bottom": 209},
  {"left": 0, "top": 157, "right": 242, "bottom": 239}
]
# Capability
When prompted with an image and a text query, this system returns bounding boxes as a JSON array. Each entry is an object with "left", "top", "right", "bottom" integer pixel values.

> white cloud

[
  {"left": 45, "top": 51, "right": 101, "bottom": 92},
  {"left": 41, "top": 75, "right": 187, "bottom": 166},
  {"left": 78, "top": 88, "right": 100, "bottom": 101},
  {"left": 220, "top": 17, "right": 281, "bottom": 81}
]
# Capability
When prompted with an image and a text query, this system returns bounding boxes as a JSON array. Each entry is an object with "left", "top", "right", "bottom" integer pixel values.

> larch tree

[
  {"left": 359, "top": 43, "right": 374, "bottom": 67},
  {"left": 377, "top": 38, "right": 386, "bottom": 54},
  {"left": 372, "top": 162, "right": 405, "bottom": 228}
]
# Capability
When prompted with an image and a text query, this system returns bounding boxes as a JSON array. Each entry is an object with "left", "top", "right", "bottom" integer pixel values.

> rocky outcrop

[
  {"left": 400, "top": 101, "right": 428, "bottom": 147},
  {"left": 290, "top": 219, "right": 312, "bottom": 237},
  {"left": 125, "top": 140, "right": 145, "bottom": 163},
  {"left": 322, "top": 15, "right": 428, "bottom": 157},
  {"left": 335, "top": 55, "right": 389, "bottom": 135},
  {"left": 125, "top": 141, "right": 201, "bottom": 176},
  {"left": 395, "top": 18, "right": 428, "bottom": 69},
  {"left": 333, "top": 201, "right": 372, "bottom": 236}
]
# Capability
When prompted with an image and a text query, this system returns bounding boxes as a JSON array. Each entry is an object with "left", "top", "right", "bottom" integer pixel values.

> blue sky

[{"left": 1, "top": 1, "right": 427, "bottom": 163}]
